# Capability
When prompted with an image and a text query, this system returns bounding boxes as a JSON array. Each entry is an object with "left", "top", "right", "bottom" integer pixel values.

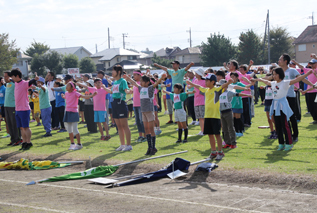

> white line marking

[
  {"left": 0, "top": 201, "right": 70, "bottom": 213},
  {"left": 0, "top": 179, "right": 267, "bottom": 213}
]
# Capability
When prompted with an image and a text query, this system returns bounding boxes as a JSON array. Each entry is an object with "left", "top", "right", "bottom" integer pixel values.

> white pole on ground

[
  {"left": 57, "top": 161, "right": 85, "bottom": 164},
  {"left": 112, "top": 150, "right": 188, "bottom": 167}
]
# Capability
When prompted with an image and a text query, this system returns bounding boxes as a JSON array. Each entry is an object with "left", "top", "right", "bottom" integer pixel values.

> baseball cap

[
  {"left": 308, "top": 59, "right": 317, "bottom": 64},
  {"left": 202, "top": 73, "right": 217, "bottom": 82},
  {"left": 37, "top": 77, "right": 45, "bottom": 84},
  {"left": 83, "top": 74, "right": 91, "bottom": 79},
  {"left": 171, "top": 60, "right": 180, "bottom": 65},
  {"left": 64, "top": 74, "right": 73, "bottom": 81},
  {"left": 216, "top": 79, "right": 227, "bottom": 86},
  {"left": 195, "top": 68, "right": 205, "bottom": 77}
]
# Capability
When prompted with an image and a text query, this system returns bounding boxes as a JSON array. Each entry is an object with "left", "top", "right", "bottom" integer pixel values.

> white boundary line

[
  {"left": 0, "top": 179, "right": 268, "bottom": 213},
  {"left": 0, "top": 201, "right": 70, "bottom": 213}
]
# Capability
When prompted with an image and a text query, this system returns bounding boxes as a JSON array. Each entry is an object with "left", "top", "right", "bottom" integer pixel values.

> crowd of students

[{"left": 2, "top": 52, "right": 317, "bottom": 160}]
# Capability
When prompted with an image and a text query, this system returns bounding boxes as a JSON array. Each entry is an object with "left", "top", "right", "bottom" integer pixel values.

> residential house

[
  {"left": 12, "top": 51, "right": 32, "bottom": 77},
  {"left": 139, "top": 47, "right": 181, "bottom": 66},
  {"left": 170, "top": 47, "right": 202, "bottom": 67},
  {"left": 90, "top": 48, "right": 140, "bottom": 73},
  {"left": 293, "top": 25, "right": 317, "bottom": 63},
  {"left": 49, "top": 46, "right": 92, "bottom": 61}
]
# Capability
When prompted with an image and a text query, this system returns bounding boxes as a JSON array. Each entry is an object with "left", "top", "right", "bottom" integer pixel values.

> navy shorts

[
  {"left": 112, "top": 99, "right": 128, "bottom": 119},
  {"left": 154, "top": 105, "right": 158, "bottom": 112},
  {"left": 264, "top": 105, "right": 271, "bottom": 112},
  {"left": 1, "top": 105, "right": 5, "bottom": 118},
  {"left": 15, "top": 110, "right": 30, "bottom": 128}
]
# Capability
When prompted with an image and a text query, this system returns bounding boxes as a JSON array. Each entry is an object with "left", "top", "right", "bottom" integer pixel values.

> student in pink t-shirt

[
  {"left": 62, "top": 82, "right": 97, "bottom": 151},
  {"left": 77, "top": 78, "right": 111, "bottom": 141},
  {"left": 10, "top": 68, "right": 37, "bottom": 151},
  {"left": 132, "top": 70, "right": 146, "bottom": 142},
  {"left": 192, "top": 68, "right": 206, "bottom": 136}
]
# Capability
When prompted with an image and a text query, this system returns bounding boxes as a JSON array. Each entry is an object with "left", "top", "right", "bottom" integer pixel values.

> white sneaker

[
  {"left": 68, "top": 143, "right": 76, "bottom": 150},
  {"left": 116, "top": 145, "right": 126, "bottom": 151},
  {"left": 196, "top": 131, "right": 204, "bottom": 136},
  {"left": 195, "top": 121, "right": 200, "bottom": 126},
  {"left": 74, "top": 144, "right": 83, "bottom": 150},
  {"left": 189, "top": 121, "right": 196, "bottom": 125},
  {"left": 122, "top": 145, "right": 133, "bottom": 151}
]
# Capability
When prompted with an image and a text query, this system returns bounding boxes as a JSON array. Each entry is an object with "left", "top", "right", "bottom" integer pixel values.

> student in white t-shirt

[{"left": 253, "top": 67, "right": 313, "bottom": 151}]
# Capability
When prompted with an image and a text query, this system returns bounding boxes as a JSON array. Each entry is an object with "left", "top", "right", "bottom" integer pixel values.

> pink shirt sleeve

[
  {"left": 305, "top": 68, "right": 317, "bottom": 93},
  {"left": 133, "top": 83, "right": 141, "bottom": 107},
  {"left": 240, "top": 73, "right": 251, "bottom": 96}
]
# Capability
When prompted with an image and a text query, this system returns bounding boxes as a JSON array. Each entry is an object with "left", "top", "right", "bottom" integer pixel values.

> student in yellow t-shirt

[
  {"left": 32, "top": 90, "right": 41, "bottom": 126},
  {"left": 186, "top": 73, "right": 233, "bottom": 160}
]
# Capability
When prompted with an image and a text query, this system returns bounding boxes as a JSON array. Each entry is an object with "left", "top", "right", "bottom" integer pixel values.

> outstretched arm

[
  {"left": 185, "top": 90, "right": 195, "bottom": 95},
  {"left": 290, "top": 70, "right": 313, "bottom": 85},
  {"left": 80, "top": 91, "right": 97, "bottom": 99},
  {"left": 162, "top": 90, "right": 171, "bottom": 95},
  {"left": 76, "top": 82, "right": 88, "bottom": 89},
  {"left": 153, "top": 63, "right": 168, "bottom": 72},
  {"left": 186, "top": 80, "right": 201, "bottom": 90},
  {"left": 291, "top": 59, "right": 304, "bottom": 70},
  {"left": 101, "top": 84, "right": 112, "bottom": 94},
  {"left": 184, "top": 62, "right": 195, "bottom": 71},
  {"left": 152, "top": 73, "right": 167, "bottom": 88},
  {"left": 252, "top": 78, "right": 272, "bottom": 86},
  {"left": 123, "top": 75, "right": 140, "bottom": 88},
  {"left": 220, "top": 78, "right": 234, "bottom": 89}
]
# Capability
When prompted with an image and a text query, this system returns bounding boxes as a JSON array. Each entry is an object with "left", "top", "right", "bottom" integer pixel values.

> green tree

[
  {"left": 0, "top": 33, "right": 19, "bottom": 74},
  {"left": 42, "top": 51, "right": 63, "bottom": 74},
  {"left": 265, "top": 26, "right": 293, "bottom": 63},
  {"left": 24, "top": 40, "right": 49, "bottom": 57},
  {"left": 151, "top": 53, "right": 173, "bottom": 68},
  {"left": 30, "top": 53, "right": 46, "bottom": 76},
  {"left": 237, "top": 29, "right": 262, "bottom": 64},
  {"left": 79, "top": 57, "right": 96, "bottom": 73},
  {"left": 200, "top": 33, "right": 237, "bottom": 66},
  {"left": 63, "top": 54, "right": 79, "bottom": 69}
]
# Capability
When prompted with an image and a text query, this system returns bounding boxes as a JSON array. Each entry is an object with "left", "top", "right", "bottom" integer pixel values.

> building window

[
  {"left": 298, "top": 44, "right": 306, "bottom": 52},
  {"left": 108, "top": 62, "right": 110, "bottom": 67},
  {"left": 127, "top": 56, "right": 137, "bottom": 60},
  {"left": 313, "top": 44, "right": 315, "bottom": 48},
  {"left": 117, "top": 57, "right": 120, "bottom": 62}
]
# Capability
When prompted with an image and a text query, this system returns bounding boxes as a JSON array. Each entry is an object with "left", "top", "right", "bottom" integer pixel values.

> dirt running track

[{"left": 1, "top": 164, "right": 317, "bottom": 213}]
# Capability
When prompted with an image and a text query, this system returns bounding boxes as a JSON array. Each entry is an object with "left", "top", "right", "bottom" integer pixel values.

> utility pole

[
  {"left": 108, "top": 28, "right": 110, "bottom": 49},
  {"left": 95, "top": 44, "right": 98, "bottom": 53},
  {"left": 122, "top": 33, "right": 128, "bottom": 49},
  {"left": 267, "top": 10, "right": 270, "bottom": 64},
  {"left": 187, "top": 28, "right": 192, "bottom": 47}
]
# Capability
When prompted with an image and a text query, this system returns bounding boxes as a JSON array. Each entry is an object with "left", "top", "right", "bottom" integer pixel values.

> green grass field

[{"left": 1, "top": 96, "right": 317, "bottom": 176}]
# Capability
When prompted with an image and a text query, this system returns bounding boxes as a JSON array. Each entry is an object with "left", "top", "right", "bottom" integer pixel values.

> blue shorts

[
  {"left": 154, "top": 106, "right": 158, "bottom": 112},
  {"left": 264, "top": 105, "right": 271, "bottom": 112},
  {"left": 232, "top": 108, "right": 243, "bottom": 114},
  {"left": 94, "top": 111, "right": 107, "bottom": 123},
  {"left": 15, "top": 110, "right": 30, "bottom": 128}
]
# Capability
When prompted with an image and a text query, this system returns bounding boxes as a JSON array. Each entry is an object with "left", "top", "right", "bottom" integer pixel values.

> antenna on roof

[
  {"left": 309, "top": 12, "right": 314, "bottom": 25},
  {"left": 186, "top": 27, "right": 192, "bottom": 47}
]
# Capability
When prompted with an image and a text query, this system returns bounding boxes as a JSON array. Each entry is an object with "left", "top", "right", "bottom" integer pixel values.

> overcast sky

[{"left": 0, "top": 0, "right": 315, "bottom": 54}]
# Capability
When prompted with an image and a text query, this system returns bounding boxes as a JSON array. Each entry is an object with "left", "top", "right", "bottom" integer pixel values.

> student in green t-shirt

[
  {"left": 153, "top": 61, "right": 194, "bottom": 92},
  {"left": 103, "top": 65, "right": 132, "bottom": 152},
  {"left": 163, "top": 83, "right": 194, "bottom": 143}
]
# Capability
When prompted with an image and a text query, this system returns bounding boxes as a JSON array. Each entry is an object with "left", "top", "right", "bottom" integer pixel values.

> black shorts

[
  {"left": 1, "top": 106, "right": 5, "bottom": 118},
  {"left": 29, "top": 102, "right": 34, "bottom": 110},
  {"left": 203, "top": 118, "right": 221, "bottom": 135},
  {"left": 79, "top": 100, "right": 85, "bottom": 112},
  {"left": 128, "top": 104, "right": 133, "bottom": 112},
  {"left": 108, "top": 108, "right": 112, "bottom": 114},
  {"left": 112, "top": 99, "right": 128, "bottom": 119}
]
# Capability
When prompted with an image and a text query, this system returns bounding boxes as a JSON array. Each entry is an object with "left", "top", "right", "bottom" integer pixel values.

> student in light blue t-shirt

[{"left": 35, "top": 77, "right": 52, "bottom": 137}]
